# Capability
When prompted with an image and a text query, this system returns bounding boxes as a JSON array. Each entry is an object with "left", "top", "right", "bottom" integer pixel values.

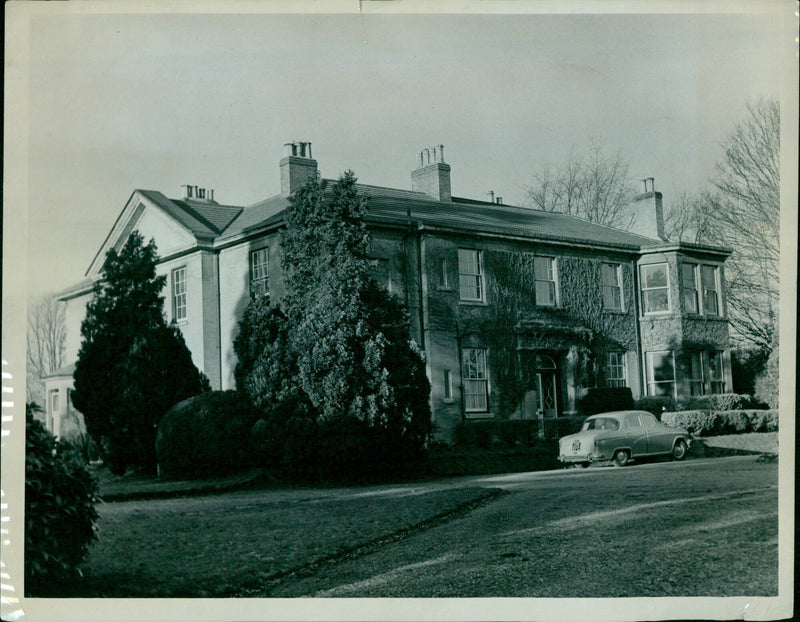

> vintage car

[{"left": 558, "top": 410, "right": 691, "bottom": 467}]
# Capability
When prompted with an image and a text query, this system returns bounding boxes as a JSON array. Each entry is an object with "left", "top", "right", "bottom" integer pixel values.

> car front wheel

[
  {"left": 613, "top": 450, "right": 630, "bottom": 467},
  {"left": 671, "top": 439, "right": 688, "bottom": 461}
]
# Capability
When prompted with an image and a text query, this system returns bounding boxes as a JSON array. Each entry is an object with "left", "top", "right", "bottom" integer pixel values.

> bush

[
  {"left": 25, "top": 408, "right": 99, "bottom": 595},
  {"left": 674, "top": 393, "right": 766, "bottom": 412},
  {"left": 453, "top": 420, "right": 540, "bottom": 448},
  {"left": 662, "top": 409, "right": 778, "bottom": 436},
  {"left": 577, "top": 387, "right": 634, "bottom": 416},
  {"left": 155, "top": 391, "right": 263, "bottom": 480},
  {"left": 754, "top": 341, "right": 779, "bottom": 409},
  {"left": 634, "top": 396, "right": 676, "bottom": 419},
  {"left": 542, "top": 416, "right": 588, "bottom": 439}
]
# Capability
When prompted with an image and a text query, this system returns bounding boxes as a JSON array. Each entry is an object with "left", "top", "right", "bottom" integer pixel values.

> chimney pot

[{"left": 496, "top": 196, "right": 503, "bottom": 205}]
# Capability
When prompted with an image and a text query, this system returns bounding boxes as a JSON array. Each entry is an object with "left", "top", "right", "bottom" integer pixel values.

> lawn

[{"left": 72, "top": 485, "right": 500, "bottom": 598}]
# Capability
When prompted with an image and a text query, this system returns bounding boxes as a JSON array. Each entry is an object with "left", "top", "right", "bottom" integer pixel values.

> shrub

[
  {"left": 155, "top": 391, "right": 263, "bottom": 480},
  {"left": 747, "top": 410, "right": 779, "bottom": 432},
  {"left": 577, "top": 387, "right": 634, "bottom": 416},
  {"left": 635, "top": 396, "right": 676, "bottom": 419},
  {"left": 662, "top": 409, "right": 779, "bottom": 436},
  {"left": 453, "top": 420, "right": 540, "bottom": 448},
  {"left": 754, "top": 341, "right": 779, "bottom": 409},
  {"left": 675, "top": 393, "right": 765, "bottom": 412},
  {"left": 542, "top": 416, "right": 587, "bottom": 440},
  {"left": 25, "top": 408, "right": 99, "bottom": 595}
]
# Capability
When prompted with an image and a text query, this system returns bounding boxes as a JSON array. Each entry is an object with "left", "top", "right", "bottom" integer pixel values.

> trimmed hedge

[
  {"left": 452, "top": 416, "right": 587, "bottom": 448},
  {"left": 674, "top": 393, "right": 766, "bottom": 412},
  {"left": 661, "top": 409, "right": 778, "bottom": 436},
  {"left": 577, "top": 387, "right": 634, "bottom": 416},
  {"left": 634, "top": 396, "right": 676, "bottom": 419},
  {"left": 156, "top": 390, "right": 263, "bottom": 480}
]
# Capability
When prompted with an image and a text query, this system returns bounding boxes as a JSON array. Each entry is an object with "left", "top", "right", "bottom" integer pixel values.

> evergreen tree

[
  {"left": 235, "top": 171, "right": 431, "bottom": 480},
  {"left": 72, "top": 232, "right": 207, "bottom": 474}
]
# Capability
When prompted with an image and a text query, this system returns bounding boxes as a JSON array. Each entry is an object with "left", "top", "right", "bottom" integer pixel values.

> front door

[{"left": 536, "top": 371, "right": 558, "bottom": 418}]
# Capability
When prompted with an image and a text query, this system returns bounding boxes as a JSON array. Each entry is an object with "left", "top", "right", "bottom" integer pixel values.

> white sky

[{"left": 17, "top": 4, "right": 793, "bottom": 298}]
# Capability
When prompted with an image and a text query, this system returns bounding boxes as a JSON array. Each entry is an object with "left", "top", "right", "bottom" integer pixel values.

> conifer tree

[{"left": 72, "top": 232, "right": 207, "bottom": 473}]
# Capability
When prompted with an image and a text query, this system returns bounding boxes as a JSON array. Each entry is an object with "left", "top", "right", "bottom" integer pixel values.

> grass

[{"left": 70, "top": 485, "right": 500, "bottom": 598}]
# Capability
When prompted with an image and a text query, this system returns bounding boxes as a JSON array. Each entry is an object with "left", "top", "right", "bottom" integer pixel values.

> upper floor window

[
  {"left": 463, "top": 348, "right": 489, "bottom": 412},
  {"left": 458, "top": 249, "right": 484, "bottom": 302},
  {"left": 646, "top": 350, "right": 675, "bottom": 397},
  {"left": 250, "top": 248, "right": 270, "bottom": 299},
  {"left": 606, "top": 352, "right": 627, "bottom": 388},
  {"left": 438, "top": 257, "right": 450, "bottom": 289},
  {"left": 682, "top": 262, "right": 699, "bottom": 314},
  {"left": 172, "top": 266, "right": 187, "bottom": 322},
  {"left": 701, "top": 265, "right": 720, "bottom": 316},
  {"left": 49, "top": 389, "right": 60, "bottom": 415},
  {"left": 640, "top": 263, "right": 670, "bottom": 314},
  {"left": 534, "top": 256, "right": 557, "bottom": 306},
  {"left": 601, "top": 262, "right": 623, "bottom": 310}
]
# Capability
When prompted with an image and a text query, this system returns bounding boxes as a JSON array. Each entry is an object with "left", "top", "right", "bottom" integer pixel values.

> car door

[
  {"left": 624, "top": 413, "right": 648, "bottom": 456},
  {"left": 641, "top": 412, "right": 673, "bottom": 454}
]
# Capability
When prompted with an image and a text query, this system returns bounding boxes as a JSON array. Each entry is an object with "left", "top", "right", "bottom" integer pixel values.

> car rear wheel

[
  {"left": 671, "top": 439, "right": 688, "bottom": 461},
  {"left": 613, "top": 450, "right": 630, "bottom": 467}
]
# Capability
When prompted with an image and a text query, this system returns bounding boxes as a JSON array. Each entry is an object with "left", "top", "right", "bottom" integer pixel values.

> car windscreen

[{"left": 582, "top": 417, "right": 619, "bottom": 431}]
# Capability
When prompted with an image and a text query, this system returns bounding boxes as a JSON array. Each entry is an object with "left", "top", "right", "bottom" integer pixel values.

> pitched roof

[{"left": 138, "top": 190, "right": 243, "bottom": 238}]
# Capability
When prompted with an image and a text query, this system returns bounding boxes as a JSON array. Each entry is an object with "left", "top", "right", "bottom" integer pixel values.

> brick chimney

[
  {"left": 411, "top": 145, "right": 451, "bottom": 202},
  {"left": 629, "top": 177, "right": 667, "bottom": 241},
  {"left": 280, "top": 141, "right": 318, "bottom": 195}
]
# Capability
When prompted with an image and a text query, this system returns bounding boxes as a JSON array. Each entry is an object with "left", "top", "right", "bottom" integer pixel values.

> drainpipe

[
  {"left": 631, "top": 257, "right": 644, "bottom": 398},
  {"left": 415, "top": 227, "right": 428, "bottom": 355},
  {"left": 456, "top": 321, "right": 465, "bottom": 423}
]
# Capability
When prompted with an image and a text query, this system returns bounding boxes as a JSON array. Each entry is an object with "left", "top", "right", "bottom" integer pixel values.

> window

[
  {"left": 687, "top": 351, "right": 704, "bottom": 395},
  {"left": 646, "top": 351, "right": 675, "bottom": 397},
  {"left": 601, "top": 263, "right": 623, "bottom": 310},
  {"left": 640, "top": 263, "right": 670, "bottom": 313},
  {"left": 458, "top": 249, "right": 484, "bottom": 302},
  {"left": 606, "top": 352, "right": 627, "bottom": 388},
  {"left": 172, "top": 267, "right": 187, "bottom": 321},
  {"left": 707, "top": 351, "right": 725, "bottom": 394},
  {"left": 250, "top": 248, "right": 269, "bottom": 299},
  {"left": 463, "top": 348, "right": 489, "bottom": 412},
  {"left": 438, "top": 258, "right": 449, "bottom": 289},
  {"left": 701, "top": 265, "right": 720, "bottom": 316},
  {"left": 534, "top": 256, "right": 557, "bottom": 306},
  {"left": 682, "top": 263, "right": 699, "bottom": 314},
  {"left": 49, "top": 389, "right": 60, "bottom": 415},
  {"left": 443, "top": 370, "right": 453, "bottom": 400}
]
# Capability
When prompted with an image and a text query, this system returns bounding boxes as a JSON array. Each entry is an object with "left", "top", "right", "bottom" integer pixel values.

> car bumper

[{"left": 558, "top": 452, "right": 607, "bottom": 463}]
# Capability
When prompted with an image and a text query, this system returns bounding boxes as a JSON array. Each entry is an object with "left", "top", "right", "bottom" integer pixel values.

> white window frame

[
  {"left": 701, "top": 265, "right": 721, "bottom": 316},
  {"left": 49, "top": 389, "right": 60, "bottom": 415},
  {"left": 443, "top": 369, "right": 453, "bottom": 401},
  {"left": 605, "top": 352, "right": 627, "bottom": 388},
  {"left": 463, "top": 348, "right": 489, "bottom": 413},
  {"left": 601, "top": 262, "right": 623, "bottom": 311},
  {"left": 687, "top": 351, "right": 705, "bottom": 395},
  {"left": 172, "top": 266, "right": 187, "bottom": 322},
  {"left": 646, "top": 350, "right": 676, "bottom": 398},
  {"left": 640, "top": 263, "right": 671, "bottom": 314},
  {"left": 682, "top": 262, "right": 699, "bottom": 314},
  {"left": 458, "top": 249, "right": 484, "bottom": 302},
  {"left": 534, "top": 256, "right": 558, "bottom": 307},
  {"left": 706, "top": 350, "right": 725, "bottom": 394},
  {"left": 249, "top": 247, "right": 270, "bottom": 299}
]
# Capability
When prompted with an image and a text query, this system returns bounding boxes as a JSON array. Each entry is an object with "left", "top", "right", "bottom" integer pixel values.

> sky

[{"left": 15, "top": 2, "right": 794, "bottom": 299}]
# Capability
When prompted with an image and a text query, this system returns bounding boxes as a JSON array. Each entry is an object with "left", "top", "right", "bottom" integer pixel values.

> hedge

[
  {"left": 634, "top": 396, "right": 676, "bottom": 419},
  {"left": 156, "top": 390, "right": 263, "bottom": 479},
  {"left": 452, "top": 416, "right": 586, "bottom": 448},
  {"left": 661, "top": 410, "right": 778, "bottom": 436},
  {"left": 577, "top": 387, "right": 634, "bottom": 416},
  {"left": 674, "top": 393, "right": 767, "bottom": 412}
]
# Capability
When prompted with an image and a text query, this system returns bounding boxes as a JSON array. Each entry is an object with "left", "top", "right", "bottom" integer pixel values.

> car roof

[{"left": 586, "top": 410, "right": 655, "bottom": 419}]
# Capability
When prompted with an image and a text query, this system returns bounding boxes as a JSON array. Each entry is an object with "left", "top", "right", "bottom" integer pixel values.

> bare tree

[
  {"left": 707, "top": 98, "right": 780, "bottom": 351},
  {"left": 26, "top": 294, "right": 66, "bottom": 404},
  {"left": 662, "top": 190, "right": 716, "bottom": 244},
  {"left": 525, "top": 140, "right": 637, "bottom": 229}
]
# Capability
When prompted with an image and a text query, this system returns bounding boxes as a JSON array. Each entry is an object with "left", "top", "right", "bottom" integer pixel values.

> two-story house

[{"left": 46, "top": 142, "right": 732, "bottom": 441}]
